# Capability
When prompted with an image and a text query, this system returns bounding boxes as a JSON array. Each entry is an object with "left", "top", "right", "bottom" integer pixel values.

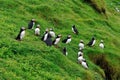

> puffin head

[{"left": 36, "top": 24, "right": 40, "bottom": 28}]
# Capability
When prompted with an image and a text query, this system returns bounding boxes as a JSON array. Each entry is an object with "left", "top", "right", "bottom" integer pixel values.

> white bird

[
  {"left": 81, "top": 59, "right": 88, "bottom": 69},
  {"left": 52, "top": 34, "right": 61, "bottom": 45},
  {"left": 16, "top": 27, "right": 26, "bottom": 41},
  {"left": 78, "top": 50, "right": 83, "bottom": 57},
  {"left": 63, "top": 47, "right": 68, "bottom": 56},
  {"left": 35, "top": 25, "right": 40, "bottom": 36},
  {"left": 66, "top": 38, "right": 71, "bottom": 44},
  {"left": 28, "top": 19, "right": 35, "bottom": 29},
  {"left": 72, "top": 25, "right": 79, "bottom": 35},
  {"left": 87, "top": 37, "right": 96, "bottom": 46},
  {"left": 49, "top": 28, "right": 55, "bottom": 38},
  {"left": 41, "top": 29, "right": 49, "bottom": 41},
  {"left": 20, "top": 29, "right": 25, "bottom": 40},
  {"left": 99, "top": 40, "right": 104, "bottom": 49},
  {"left": 44, "top": 33, "right": 49, "bottom": 41},
  {"left": 78, "top": 40, "right": 84, "bottom": 50},
  {"left": 62, "top": 35, "right": 72, "bottom": 44},
  {"left": 78, "top": 54, "right": 85, "bottom": 63}
]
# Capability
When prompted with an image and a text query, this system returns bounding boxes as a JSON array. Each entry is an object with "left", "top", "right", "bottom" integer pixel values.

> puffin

[
  {"left": 78, "top": 40, "right": 84, "bottom": 50},
  {"left": 16, "top": 27, "right": 26, "bottom": 41},
  {"left": 28, "top": 19, "right": 35, "bottom": 29},
  {"left": 35, "top": 24, "right": 40, "bottom": 36},
  {"left": 62, "top": 47, "right": 68, "bottom": 56},
  {"left": 78, "top": 54, "right": 85, "bottom": 64},
  {"left": 87, "top": 37, "right": 96, "bottom": 46},
  {"left": 81, "top": 59, "right": 89, "bottom": 69},
  {"left": 49, "top": 28, "right": 55, "bottom": 38},
  {"left": 52, "top": 34, "right": 62, "bottom": 45},
  {"left": 99, "top": 40, "right": 104, "bottom": 49},
  {"left": 78, "top": 50, "right": 83, "bottom": 57},
  {"left": 62, "top": 35, "right": 71, "bottom": 44},
  {"left": 72, "top": 25, "right": 79, "bottom": 35},
  {"left": 41, "top": 29, "right": 49, "bottom": 41},
  {"left": 45, "top": 33, "right": 52, "bottom": 46}
]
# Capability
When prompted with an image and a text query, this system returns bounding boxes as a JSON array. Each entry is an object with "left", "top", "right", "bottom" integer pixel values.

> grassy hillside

[{"left": 0, "top": 0, "right": 120, "bottom": 80}]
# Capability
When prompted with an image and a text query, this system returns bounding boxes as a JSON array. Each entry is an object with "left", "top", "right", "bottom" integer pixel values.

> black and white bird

[
  {"left": 99, "top": 40, "right": 104, "bottom": 49},
  {"left": 87, "top": 37, "right": 96, "bottom": 46},
  {"left": 41, "top": 29, "right": 49, "bottom": 41},
  {"left": 72, "top": 25, "right": 79, "bottom": 35},
  {"left": 78, "top": 54, "right": 85, "bottom": 63},
  {"left": 16, "top": 27, "right": 26, "bottom": 41},
  {"left": 81, "top": 59, "right": 88, "bottom": 69},
  {"left": 45, "top": 33, "right": 52, "bottom": 46},
  {"left": 49, "top": 28, "right": 55, "bottom": 38},
  {"left": 78, "top": 50, "right": 83, "bottom": 57},
  {"left": 52, "top": 34, "right": 62, "bottom": 45},
  {"left": 63, "top": 47, "right": 68, "bottom": 56},
  {"left": 28, "top": 19, "right": 35, "bottom": 29},
  {"left": 62, "top": 35, "right": 71, "bottom": 44},
  {"left": 35, "top": 24, "right": 40, "bottom": 36},
  {"left": 78, "top": 40, "right": 84, "bottom": 50}
]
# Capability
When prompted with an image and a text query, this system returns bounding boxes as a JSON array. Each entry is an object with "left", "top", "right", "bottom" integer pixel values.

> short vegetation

[{"left": 0, "top": 0, "right": 120, "bottom": 80}]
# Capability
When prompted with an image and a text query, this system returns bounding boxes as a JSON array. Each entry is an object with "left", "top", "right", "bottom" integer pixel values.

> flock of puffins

[{"left": 16, "top": 19, "right": 104, "bottom": 69}]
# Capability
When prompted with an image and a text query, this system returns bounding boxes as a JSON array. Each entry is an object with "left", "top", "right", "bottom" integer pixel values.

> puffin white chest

[
  {"left": 44, "top": 33, "right": 48, "bottom": 41},
  {"left": 66, "top": 38, "right": 71, "bottom": 44},
  {"left": 78, "top": 51, "right": 83, "bottom": 57},
  {"left": 65, "top": 52, "right": 68, "bottom": 56},
  {"left": 49, "top": 31, "right": 55, "bottom": 37},
  {"left": 92, "top": 40, "right": 96, "bottom": 46},
  {"left": 20, "top": 31, "right": 25, "bottom": 39},
  {"left": 54, "top": 38, "right": 60, "bottom": 44},
  {"left": 78, "top": 56, "right": 84, "bottom": 62},
  {"left": 99, "top": 43, "right": 104, "bottom": 48},
  {"left": 81, "top": 61, "right": 88, "bottom": 69},
  {"left": 72, "top": 27, "right": 75, "bottom": 33},
  {"left": 79, "top": 43, "right": 84, "bottom": 50},
  {"left": 35, "top": 28, "right": 40, "bottom": 34},
  {"left": 32, "top": 22, "right": 35, "bottom": 29}
]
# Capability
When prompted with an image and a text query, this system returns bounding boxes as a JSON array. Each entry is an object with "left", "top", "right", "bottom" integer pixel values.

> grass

[{"left": 0, "top": 0, "right": 120, "bottom": 80}]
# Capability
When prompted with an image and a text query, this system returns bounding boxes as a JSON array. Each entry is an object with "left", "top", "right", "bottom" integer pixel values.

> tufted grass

[{"left": 0, "top": 0, "right": 120, "bottom": 80}]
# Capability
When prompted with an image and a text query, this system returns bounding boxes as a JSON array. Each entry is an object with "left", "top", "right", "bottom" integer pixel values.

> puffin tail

[
  {"left": 15, "top": 34, "right": 20, "bottom": 40},
  {"left": 62, "top": 39, "right": 66, "bottom": 43}
]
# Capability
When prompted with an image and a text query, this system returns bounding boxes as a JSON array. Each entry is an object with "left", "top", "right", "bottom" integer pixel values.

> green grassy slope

[{"left": 0, "top": 0, "right": 120, "bottom": 80}]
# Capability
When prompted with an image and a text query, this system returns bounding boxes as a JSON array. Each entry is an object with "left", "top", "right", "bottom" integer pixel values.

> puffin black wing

[
  {"left": 74, "top": 28, "right": 79, "bottom": 35},
  {"left": 45, "top": 38, "right": 52, "bottom": 46},
  {"left": 63, "top": 47, "right": 67, "bottom": 55},
  {"left": 41, "top": 35, "right": 44, "bottom": 41},
  {"left": 16, "top": 33, "right": 20, "bottom": 40},
  {"left": 85, "top": 60, "right": 89, "bottom": 67},
  {"left": 28, "top": 21, "right": 33, "bottom": 29},
  {"left": 62, "top": 38, "right": 67, "bottom": 43},
  {"left": 16, "top": 29, "right": 23, "bottom": 40},
  {"left": 47, "top": 33, "right": 52, "bottom": 38},
  {"left": 41, "top": 32, "right": 49, "bottom": 41},
  {"left": 86, "top": 63, "right": 89, "bottom": 68},
  {"left": 52, "top": 39, "right": 56, "bottom": 45},
  {"left": 87, "top": 40, "right": 92, "bottom": 46}
]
